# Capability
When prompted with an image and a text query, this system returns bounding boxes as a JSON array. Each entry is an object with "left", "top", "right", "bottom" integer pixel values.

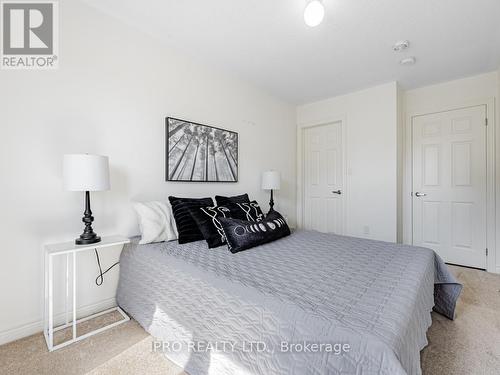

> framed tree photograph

[{"left": 166, "top": 117, "right": 238, "bottom": 182}]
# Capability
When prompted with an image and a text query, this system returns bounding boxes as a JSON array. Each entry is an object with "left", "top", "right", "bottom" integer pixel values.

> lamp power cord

[{"left": 94, "top": 248, "right": 120, "bottom": 286}]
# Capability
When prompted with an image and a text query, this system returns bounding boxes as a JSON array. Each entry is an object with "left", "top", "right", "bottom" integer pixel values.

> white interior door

[
  {"left": 304, "top": 122, "right": 344, "bottom": 234},
  {"left": 412, "top": 106, "right": 487, "bottom": 269}
]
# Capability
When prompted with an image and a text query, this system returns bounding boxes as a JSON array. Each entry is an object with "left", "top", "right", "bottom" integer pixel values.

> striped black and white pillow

[{"left": 168, "top": 196, "right": 214, "bottom": 244}]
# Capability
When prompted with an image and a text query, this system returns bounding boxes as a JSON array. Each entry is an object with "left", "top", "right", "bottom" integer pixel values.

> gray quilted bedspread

[{"left": 117, "top": 230, "right": 462, "bottom": 375}]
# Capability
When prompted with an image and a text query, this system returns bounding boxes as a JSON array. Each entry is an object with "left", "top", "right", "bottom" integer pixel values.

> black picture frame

[{"left": 165, "top": 117, "right": 239, "bottom": 182}]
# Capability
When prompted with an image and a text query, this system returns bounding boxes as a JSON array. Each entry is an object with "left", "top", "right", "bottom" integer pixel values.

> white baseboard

[
  {"left": 0, "top": 320, "right": 42, "bottom": 347},
  {"left": 496, "top": 266, "right": 500, "bottom": 274},
  {"left": 0, "top": 298, "right": 117, "bottom": 346}
]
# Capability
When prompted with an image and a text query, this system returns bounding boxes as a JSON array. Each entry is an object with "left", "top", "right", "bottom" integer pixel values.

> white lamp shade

[
  {"left": 63, "top": 154, "right": 110, "bottom": 191},
  {"left": 261, "top": 171, "right": 281, "bottom": 190}
]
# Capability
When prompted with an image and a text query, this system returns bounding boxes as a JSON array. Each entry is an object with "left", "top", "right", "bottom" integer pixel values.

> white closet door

[
  {"left": 412, "top": 106, "right": 487, "bottom": 269},
  {"left": 304, "top": 122, "right": 344, "bottom": 234}
]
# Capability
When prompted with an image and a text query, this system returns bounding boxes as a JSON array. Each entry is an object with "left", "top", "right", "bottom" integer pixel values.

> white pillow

[{"left": 133, "top": 201, "right": 178, "bottom": 244}]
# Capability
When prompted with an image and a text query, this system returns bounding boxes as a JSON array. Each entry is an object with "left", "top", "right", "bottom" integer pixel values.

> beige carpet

[
  {"left": 1, "top": 265, "right": 499, "bottom": 375},
  {"left": 420, "top": 265, "right": 500, "bottom": 374}
]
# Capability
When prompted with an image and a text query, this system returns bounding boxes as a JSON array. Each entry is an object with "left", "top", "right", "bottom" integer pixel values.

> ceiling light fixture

[
  {"left": 400, "top": 56, "right": 416, "bottom": 66},
  {"left": 393, "top": 40, "right": 410, "bottom": 52},
  {"left": 304, "top": 0, "right": 325, "bottom": 27}
]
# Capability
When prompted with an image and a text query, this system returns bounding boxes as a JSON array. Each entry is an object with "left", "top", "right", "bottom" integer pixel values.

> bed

[{"left": 117, "top": 230, "right": 461, "bottom": 375}]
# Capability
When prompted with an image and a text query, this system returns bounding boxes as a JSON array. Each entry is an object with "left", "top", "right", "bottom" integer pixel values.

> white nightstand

[{"left": 43, "top": 235, "right": 130, "bottom": 351}]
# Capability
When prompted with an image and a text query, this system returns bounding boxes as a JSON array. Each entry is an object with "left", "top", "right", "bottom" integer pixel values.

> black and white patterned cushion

[
  {"left": 227, "top": 200, "right": 264, "bottom": 221},
  {"left": 220, "top": 210, "right": 290, "bottom": 253},
  {"left": 189, "top": 206, "right": 232, "bottom": 248},
  {"left": 168, "top": 196, "right": 214, "bottom": 244}
]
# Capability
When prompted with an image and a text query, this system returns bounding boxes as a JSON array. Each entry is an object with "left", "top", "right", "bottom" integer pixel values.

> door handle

[
  {"left": 332, "top": 190, "right": 342, "bottom": 195},
  {"left": 415, "top": 192, "right": 427, "bottom": 197}
]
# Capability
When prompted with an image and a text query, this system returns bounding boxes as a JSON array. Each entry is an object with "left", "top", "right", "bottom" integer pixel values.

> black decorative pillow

[
  {"left": 227, "top": 200, "right": 264, "bottom": 221},
  {"left": 219, "top": 210, "right": 291, "bottom": 253},
  {"left": 215, "top": 193, "right": 250, "bottom": 206},
  {"left": 189, "top": 206, "right": 232, "bottom": 248},
  {"left": 168, "top": 196, "right": 214, "bottom": 244}
]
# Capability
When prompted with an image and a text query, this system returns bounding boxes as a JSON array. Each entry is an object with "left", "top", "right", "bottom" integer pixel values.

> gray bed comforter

[{"left": 117, "top": 230, "right": 461, "bottom": 375}]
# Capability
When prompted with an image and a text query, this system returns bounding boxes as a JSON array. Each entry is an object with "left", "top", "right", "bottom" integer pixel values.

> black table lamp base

[
  {"left": 75, "top": 191, "right": 101, "bottom": 245},
  {"left": 268, "top": 189, "right": 275, "bottom": 213}
]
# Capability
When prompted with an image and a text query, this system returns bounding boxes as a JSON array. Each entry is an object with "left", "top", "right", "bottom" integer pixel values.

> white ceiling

[{"left": 84, "top": 0, "right": 500, "bottom": 104}]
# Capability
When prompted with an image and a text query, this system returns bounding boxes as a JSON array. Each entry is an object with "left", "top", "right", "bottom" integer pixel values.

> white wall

[
  {"left": 297, "top": 82, "right": 399, "bottom": 242},
  {"left": 397, "top": 84, "right": 405, "bottom": 243},
  {"left": 496, "top": 67, "right": 500, "bottom": 274},
  {"left": 0, "top": 0, "right": 296, "bottom": 344},
  {"left": 404, "top": 72, "right": 497, "bottom": 113},
  {"left": 403, "top": 72, "right": 498, "bottom": 273}
]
